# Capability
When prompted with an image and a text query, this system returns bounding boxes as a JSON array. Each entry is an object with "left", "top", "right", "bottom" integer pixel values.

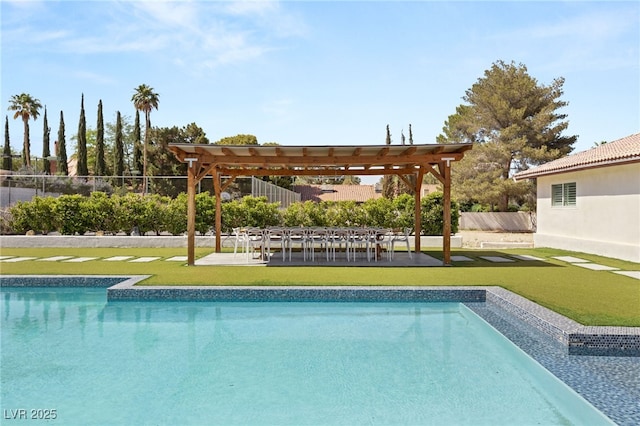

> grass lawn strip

[{"left": 0, "top": 246, "right": 638, "bottom": 327}]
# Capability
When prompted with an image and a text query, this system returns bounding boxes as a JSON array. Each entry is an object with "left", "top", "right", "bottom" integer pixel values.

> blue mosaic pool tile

[
  {"left": 0, "top": 275, "right": 139, "bottom": 287},
  {"left": 466, "top": 302, "right": 640, "bottom": 426},
  {"left": 106, "top": 285, "right": 487, "bottom": 303}
]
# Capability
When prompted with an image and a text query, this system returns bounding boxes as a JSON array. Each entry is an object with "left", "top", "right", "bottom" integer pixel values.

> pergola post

[
  {"left": 413, "top": 168, "right": 425, "bottom": 255},
  {"left": 186, "top": 162, "right": 197, "bottom": 266},
  {"left": 441, "top": 160, "right": 452, "bottom": 266},
  {"left": 213, "top": 171, "right": 222, "bottom": 253}
]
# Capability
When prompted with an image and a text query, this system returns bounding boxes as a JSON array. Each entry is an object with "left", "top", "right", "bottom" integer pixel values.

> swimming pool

[{"left": 1, "top": 287, "right": 615, "bottom": 425}]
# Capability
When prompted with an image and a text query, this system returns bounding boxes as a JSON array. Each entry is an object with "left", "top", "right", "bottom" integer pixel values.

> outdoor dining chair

[
  {"left": 246, "top": 227, "right": 266, "bottom": 261},
  {"left": 265, "top": 227, "right": 289, "bottom": 261},
  {"left": 232, "top": 227, "right": 248, "bottom": 257},
  {"left": 392, "top": 228, "right": 412, "bottom": 259}
]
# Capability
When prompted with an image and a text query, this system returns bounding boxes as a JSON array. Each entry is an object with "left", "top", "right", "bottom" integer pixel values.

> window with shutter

[{"left": 551, "top": 182, "right": 576, "bottom": 207}]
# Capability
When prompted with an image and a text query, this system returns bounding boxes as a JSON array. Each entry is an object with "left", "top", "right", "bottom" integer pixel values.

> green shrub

[
  {"left": 8, "top": 197, "right": 58, "bottom": 234},
  {"left": 195, "top": 193, "right": 216, "bottom": 235},
  {"left": 420, "top": 192, "right": 459, "bottom": 235},
  {"left": 55, "top": 194, "right": 88, "bottom": 235},
  {"left": 392, "top": 194, "right": 415, "bottom": 231},
  {"left": 242, "top": 196, "right": 281, "bottom": 228},
  {"left": 362, "top": 197, "right": 395, "bottom": 228},
  {"left": 165, "top": 193, "right": 188, "bottom": 235},
  {"left": 115, "top": 193, "right": 157, "bottom": 235},
  {"left": 83, "top": 192, "right": 116, "bottom": 233}
]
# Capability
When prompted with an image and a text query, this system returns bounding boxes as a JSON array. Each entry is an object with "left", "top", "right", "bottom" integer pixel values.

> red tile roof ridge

[
  {"left": 515, "top": 132, "right": 640, "bottom": 179},
  {"left": 293, "top": 184, "right": 382, "bottom": 202}
]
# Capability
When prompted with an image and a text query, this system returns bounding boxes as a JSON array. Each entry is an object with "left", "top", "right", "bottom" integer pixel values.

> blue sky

[{"left": 2, "top": 0, "right": 639, "bottom": 183}]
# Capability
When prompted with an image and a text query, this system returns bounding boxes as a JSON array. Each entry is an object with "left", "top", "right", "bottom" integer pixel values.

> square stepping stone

[
  {"left": 166, "top": 256, "right": 188, "bottom": 262},
  {"left": 64, "top": 257, "right": 98, "bottom": 263},
  {"left": 451, "top": 255, "right": 474, "bottom": 262},
  {"left": 613, "top": 271, "right": 640, "bottom": 280},
  {"left": 128, "top": 257, "right": 161, "bottom": 263},
  {"left": 103, "top": 256, "right": 134, "bottom": 261},
  {"left": 38, "top": 256, "right": 74, "bottom": 262},
  {"left": 0, "top": 257, "right": 37, "bottom": 262},
  {"left": 480, "top": 256, "right": 515, "bottom": 263},
  {"left": 511, "top": 254, "right": 545, "bottom": 261},
  {"left": 574, "top": 263, "right": 619, "bottom": 271},
  {"left": 552, "top": 256, "right": 589, "bottom": 263}
]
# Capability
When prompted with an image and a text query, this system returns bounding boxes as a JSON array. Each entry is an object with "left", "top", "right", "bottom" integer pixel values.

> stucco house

[{"left": 514, "top": 133, "right": 640, "bottom": 263}]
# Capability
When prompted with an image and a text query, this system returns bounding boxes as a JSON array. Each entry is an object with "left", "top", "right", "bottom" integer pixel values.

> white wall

[{"left": 535, "top": 162, "right": 640, "bottom": 262}]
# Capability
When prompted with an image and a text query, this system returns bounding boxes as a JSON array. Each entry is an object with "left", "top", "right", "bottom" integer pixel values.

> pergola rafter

[{"left": 168, "top": 143, "right": 473, "bottom": 266}]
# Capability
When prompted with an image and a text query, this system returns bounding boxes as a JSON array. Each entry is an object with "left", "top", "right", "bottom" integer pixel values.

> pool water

[{"left": 1, "top": 288, "right": 613, "bottom": 425}]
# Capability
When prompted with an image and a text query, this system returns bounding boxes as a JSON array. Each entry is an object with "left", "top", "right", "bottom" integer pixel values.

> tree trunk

[{"left": 23, "top": 118, "right": 31, "bottom": 167}]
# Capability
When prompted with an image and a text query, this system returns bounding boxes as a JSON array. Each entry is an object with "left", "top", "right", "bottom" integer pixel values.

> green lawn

[{"left": 1, "top": 246, "right": 638, "bottom": 327}]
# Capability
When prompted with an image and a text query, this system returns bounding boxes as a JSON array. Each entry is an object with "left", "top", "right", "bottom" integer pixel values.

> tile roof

[
  {"left": 293, "top": 184, "right": 382, "bottom": 203},
  {"left": 515, "top": 133, "right": 640, "bottom": 179}
]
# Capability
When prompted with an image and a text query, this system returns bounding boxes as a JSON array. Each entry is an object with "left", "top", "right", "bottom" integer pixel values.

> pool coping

[{"left": 1, "top": 274, "right": 638, "bottom": 357}]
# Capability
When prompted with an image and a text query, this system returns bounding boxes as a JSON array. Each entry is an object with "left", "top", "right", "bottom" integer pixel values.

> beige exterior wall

[{"left": 534, "top": 162, "right": 640, "bottom": 262}]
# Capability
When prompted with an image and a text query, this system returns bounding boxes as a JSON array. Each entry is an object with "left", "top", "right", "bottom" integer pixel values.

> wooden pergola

[{"left": 168, "top": 143, "right": 473, "bottom": 266}]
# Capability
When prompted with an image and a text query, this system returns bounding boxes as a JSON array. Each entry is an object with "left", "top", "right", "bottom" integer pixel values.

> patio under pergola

[{"left": 168, "top": 143, "right": 473, "bottom": 266}]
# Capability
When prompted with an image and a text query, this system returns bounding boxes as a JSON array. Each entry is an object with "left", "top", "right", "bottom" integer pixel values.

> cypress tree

[
  {"left": 409, "top": 124, "right": 413, "bottom": 145},
  {"left": 58, "top": 111, "right": 68, "bottom": 175},
  {"left": 42, "top": 107, "right": 51, "bottom": 174},
  {"left": 114, "top": 111, "right": 124, "bottom": 177},
  {"left": 95, "top": 100, "right": 106, "bottom": 176},
  {"left": 382, "top": 125, "right": 397, "bottom": 198},
  {"left": 133, "top": 110, "right": 142, "bottom": 176},
  {"left": 3, "top": 116, "right": 12, "bottom": 171},
  {"left": 77, "top": 93, "right": 89, "bottom": 176}
]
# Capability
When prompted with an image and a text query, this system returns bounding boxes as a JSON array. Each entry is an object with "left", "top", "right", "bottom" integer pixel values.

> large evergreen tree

[
  {"left": 114, "top": 111, "right": 124, "bottom": 177},
  {"left": 77, "top": 94, "right": 89, "bottom": 176},
  {"left": 3, "top": 116, "right": 12, "bottom": 171},
  {"left": 42, "top": 107, "right": 51, "bottom": 174},
  {"left": 57, "top": 111, "right": 68, "bottom": 175},
  {"left": 437, "top": 60, "right": 577, "bottom": 211},
  {"left": 214, "top": 134, "right": 258, "bottom": 145},
  {"left": 95, "top": 100, "right": 106, "bottom": 176},
  {"left": 8, "top": 93, "right": 42, "bottom": 168}
]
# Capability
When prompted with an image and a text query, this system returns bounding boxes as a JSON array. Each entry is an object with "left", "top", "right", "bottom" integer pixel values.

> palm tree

[
  {"left": 131, "top": 84, "right": 159, "bottom": 193},
  {"left": 8, "top": 93, "right": 42, "bottom": 168}
]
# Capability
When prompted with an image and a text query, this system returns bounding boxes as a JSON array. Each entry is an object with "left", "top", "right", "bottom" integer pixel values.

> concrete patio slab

[
  {"left": 613, "top": 271, "right": 640, "bottom": 280},
  {"left": 128, "top": 257, "right": 161, "bottom": 263},
  {"left": 511, "top": 254, "right": 545, "bottom": 261},
  {"left": 480, "top": 256, "right": 515, "bottom": 263},
  {"left": 451, "top": 255, "right": 474, "bottom": 262},
  {"left": 553, "top": 256, "right": 589, "bottom": 263},
  {"left": 0, "top": 257, "right": 37, "bottom": 262},
  {"left": 103, "top": 256, "right": 134, "bottom": 261},
  {"left": 64, "top": 257, "right": 98, "bottom": 263},
  {"left": 574, "top": 263, "right": 619, "bottom": 271},
  {"left": 38, "top": 256, "right": 74, "bottom": 262},
  {"left": 195, "top": 253, "right": 267, "bottom": 266},
  {"left": 166, "top": 256, "right": 188, "bottom": 262}
]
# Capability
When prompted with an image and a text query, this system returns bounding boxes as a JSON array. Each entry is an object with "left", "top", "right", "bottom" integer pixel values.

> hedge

[{"left": 3, "top": 192, "right": 458, "bottom": 236}]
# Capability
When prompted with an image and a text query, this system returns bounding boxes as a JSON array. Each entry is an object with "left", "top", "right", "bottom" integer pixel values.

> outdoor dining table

[{"left": 235, "top": 227, "right": 395, "bottom": 263}]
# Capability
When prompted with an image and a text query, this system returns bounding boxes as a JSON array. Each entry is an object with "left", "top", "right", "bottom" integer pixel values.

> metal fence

[{"left": 0, "top": 174, "right": 300, "bottom": 209}]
